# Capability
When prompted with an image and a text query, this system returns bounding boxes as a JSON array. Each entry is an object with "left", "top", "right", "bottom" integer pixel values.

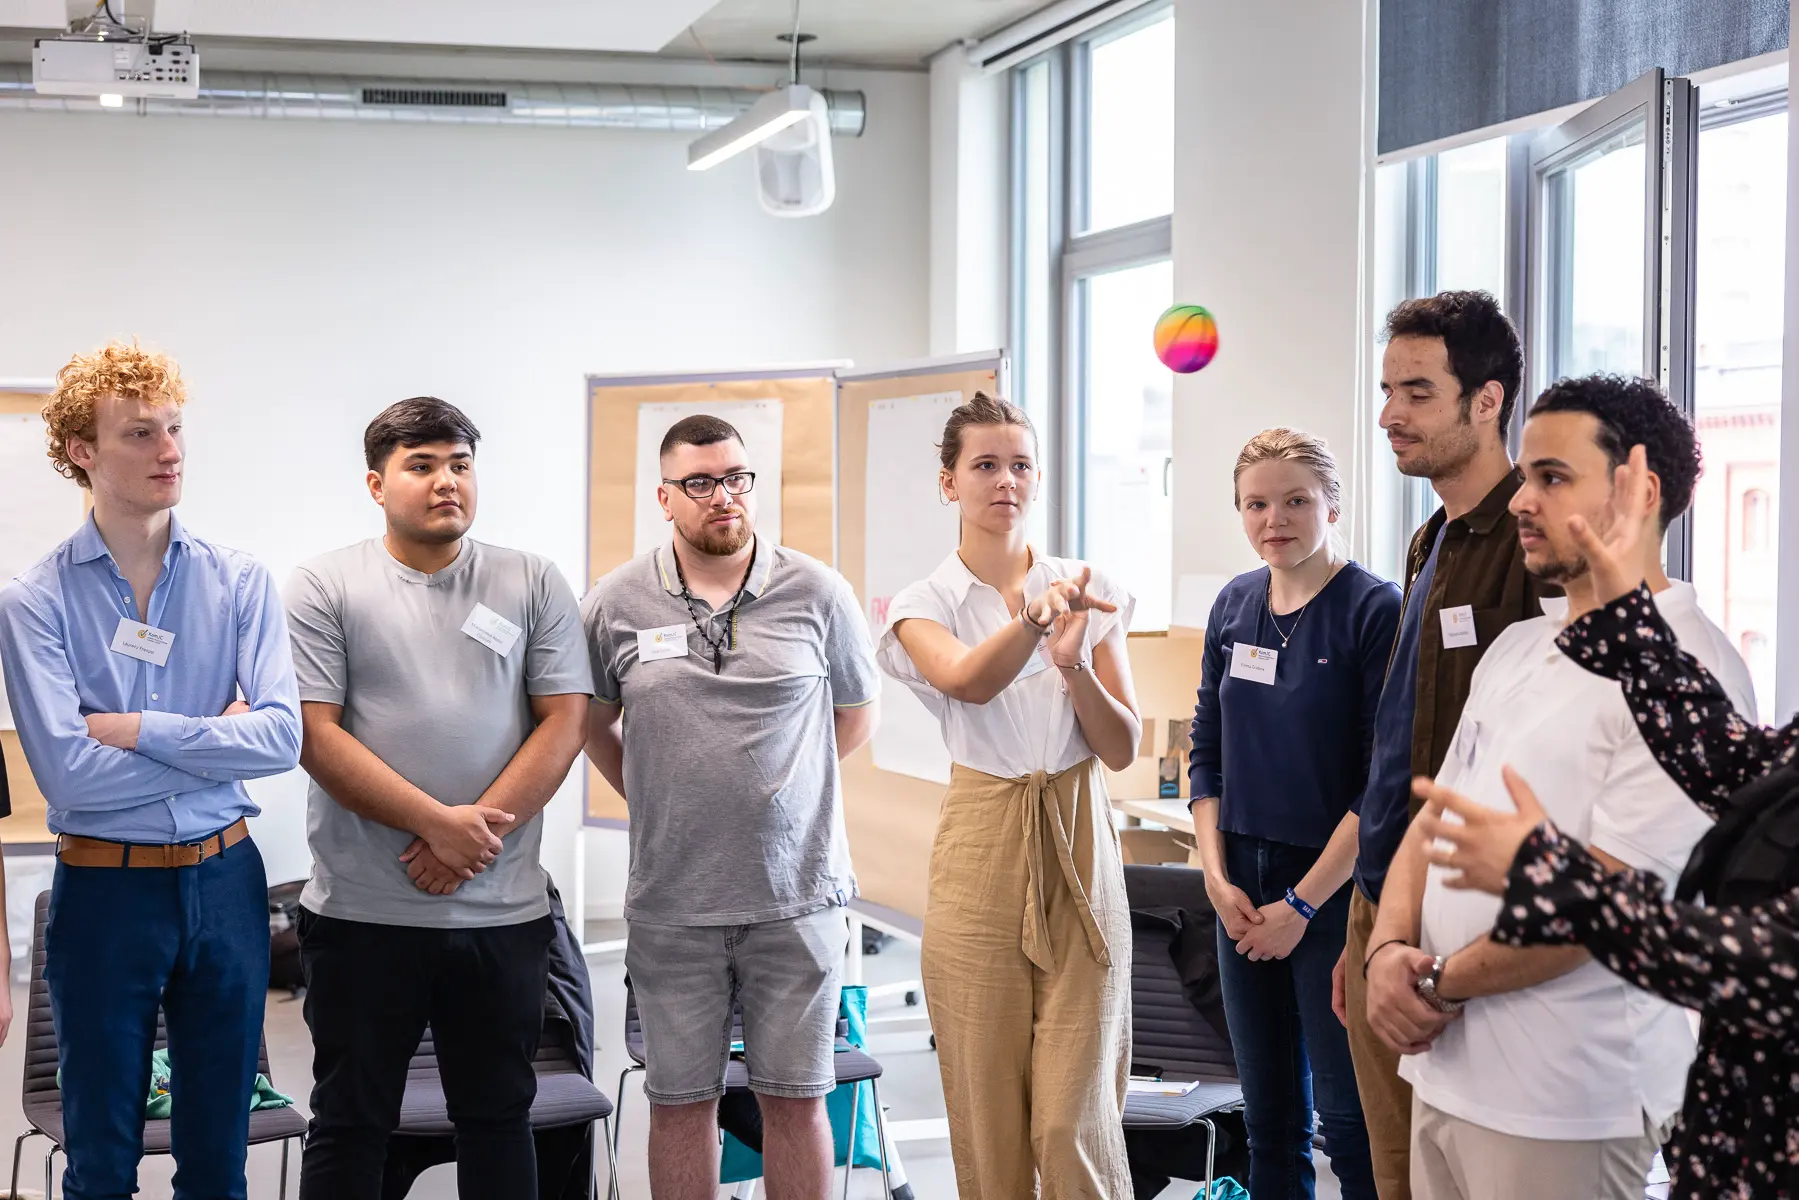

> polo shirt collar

[
  {"left": 71, "top": 511, "right": 193, "bottom": 566},
  {"left": 656, "top": 535, "right": 774, "bottom": 600}
]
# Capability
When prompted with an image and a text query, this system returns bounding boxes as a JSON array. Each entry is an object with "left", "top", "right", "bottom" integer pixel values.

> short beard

[
  {"left": 1397, "top": 419, "right": 1482, "bottom": 481},
  {"left": 1528, "top": 554, "right": 1589, "bottom": 585},
  {"left": 682, "top": 512, "right": 754, "bottom": 557}
]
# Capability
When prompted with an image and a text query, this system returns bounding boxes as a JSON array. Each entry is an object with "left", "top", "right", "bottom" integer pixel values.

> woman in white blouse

[{"left": 879, "top": 391, "right": 1142, "bottom": 1200}]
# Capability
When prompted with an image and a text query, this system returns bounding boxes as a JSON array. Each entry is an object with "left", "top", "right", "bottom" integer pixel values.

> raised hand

[
  {"left": 1567, "top": 443, "right": 1657, "bottom": 606},
  {"left": 1045, "top": 566, "right": 1117, "bottom": 667}
]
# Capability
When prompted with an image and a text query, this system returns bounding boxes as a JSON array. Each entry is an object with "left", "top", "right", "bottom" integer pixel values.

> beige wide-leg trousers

[{"left": 921, "top": 758, "right": 1134, "bottom": 1200}]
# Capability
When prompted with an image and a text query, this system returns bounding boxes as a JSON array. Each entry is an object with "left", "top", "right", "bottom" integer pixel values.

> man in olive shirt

[{"left": 1335, "top": 292, "right": 1556, "bottom": 1198}]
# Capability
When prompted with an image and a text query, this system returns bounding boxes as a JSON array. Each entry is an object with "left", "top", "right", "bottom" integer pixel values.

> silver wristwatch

[{"left": 1415, "top": 955, "right": 1465, "bottom": 1014}]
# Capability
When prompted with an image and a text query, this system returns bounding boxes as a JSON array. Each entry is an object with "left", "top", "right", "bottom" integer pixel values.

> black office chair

[
  {"left": 1122, "top": 863, "right": 1247, "bottom": 1199},
  {"left": 390, "top": 1010, "right": 621, "bottom": 1200},
  {"left": 616, "top": 980, "right": 892, "bottom": 1199},
  {"left": 9, "top": 890, "right": 308, "bottom": 1199}
]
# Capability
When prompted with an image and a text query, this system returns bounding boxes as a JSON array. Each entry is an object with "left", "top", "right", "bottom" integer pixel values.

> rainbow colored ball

[{"left": 1153, "top": 304, "right": 1219, "bottom": 373}]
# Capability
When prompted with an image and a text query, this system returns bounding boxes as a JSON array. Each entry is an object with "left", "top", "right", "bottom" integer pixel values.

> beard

[
  {"left": 1527, "top": 552, "right": 1589, "bottom": 585},
  {"left": 1396, "top": 419, "right": 1482, "bottom": 480},
  {"left": 681, "top": 508, "right": 755, "bottom": 556}
]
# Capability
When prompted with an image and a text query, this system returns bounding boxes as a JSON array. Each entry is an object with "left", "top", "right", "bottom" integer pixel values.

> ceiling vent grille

[{"left": 361, "top": 87, "right": 508, "bottom": 108}]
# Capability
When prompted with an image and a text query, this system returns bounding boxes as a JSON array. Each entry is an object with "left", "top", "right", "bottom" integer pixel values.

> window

[
  {"left": 1743, "top": 487, "right": 1773, "bottom": 552},
  {"left": 1082, "top": 12, "right": 1174, "bottom": 233},
  {"left": 1692, "top": 105, "right": 1784, "bottom": 719},
  {"left": 1012, "top": 3, "right": 1174, "bottom": 627}
]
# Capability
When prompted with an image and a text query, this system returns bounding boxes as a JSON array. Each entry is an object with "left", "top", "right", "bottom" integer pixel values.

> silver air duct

[{"left": 0, "top": 64, "right": 867, "bottom": 135}]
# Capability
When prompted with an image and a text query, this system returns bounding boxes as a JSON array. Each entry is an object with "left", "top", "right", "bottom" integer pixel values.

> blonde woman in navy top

[{"left": 1189, "top": 429, "right": 1400, "bottom": 1199}]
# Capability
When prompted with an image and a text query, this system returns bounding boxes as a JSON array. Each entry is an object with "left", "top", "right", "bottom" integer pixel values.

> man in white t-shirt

[{"left": 1363, "top": 374, "right": 1757, "bottom": 1200}]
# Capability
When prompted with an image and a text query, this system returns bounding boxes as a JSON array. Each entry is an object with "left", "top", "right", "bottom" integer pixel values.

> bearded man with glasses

[{"left": 580, "top": 414, "right": 881, "bottom": 1200}]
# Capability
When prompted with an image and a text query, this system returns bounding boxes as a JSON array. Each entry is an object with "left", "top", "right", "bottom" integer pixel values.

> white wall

[
  {"left": 929, "top": 46, "right": 1010, "bottom": 356},
  {"left": 1170, "top": 0, "right": 1371, "bottom": 580},
  {"left": 0, "top": 66, "right": 930, "bottom": 906}
]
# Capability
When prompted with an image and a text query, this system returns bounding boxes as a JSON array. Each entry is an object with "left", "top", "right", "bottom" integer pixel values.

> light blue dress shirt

[{"left": 0, "top": 513, "right": 300, "bottom": 842}]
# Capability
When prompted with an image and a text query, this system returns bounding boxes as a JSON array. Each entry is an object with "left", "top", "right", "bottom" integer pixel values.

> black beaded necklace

[{"left": 671, "top": 542, "right": 757, "bottom": 674}]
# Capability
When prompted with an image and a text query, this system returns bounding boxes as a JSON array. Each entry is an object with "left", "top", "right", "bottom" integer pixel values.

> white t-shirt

[
  {"left": 1400, "top": 580, "right": 1756, "bottom": 1140},
  {"left": 875, "top": 552, "right": 1134, "bottom": 778}
]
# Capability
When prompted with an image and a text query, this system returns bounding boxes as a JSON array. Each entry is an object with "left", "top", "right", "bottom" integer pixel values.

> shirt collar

[
  {"left": 1539, "top": 577, "right": 1695, "bottom": 624},
  {"left": 70, "top": 511, "right": 193, "bottom": 566},
  {"left": 1454, "top": 468, "right": 1526, "bottom": 536},
  {"left": 656, "top": 535, "right": 774, "bottom": 599},
  {"left": 385, "top": 536, "right": 474, "bottom": 586},
  {"left": 930, "top": 547, "right": 1047, "bottom": 607}
]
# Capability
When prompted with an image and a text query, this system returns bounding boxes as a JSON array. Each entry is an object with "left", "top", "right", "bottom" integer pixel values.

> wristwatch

[{"left": 1415, "top": 955, "right": 1465, "bottom": 1014}]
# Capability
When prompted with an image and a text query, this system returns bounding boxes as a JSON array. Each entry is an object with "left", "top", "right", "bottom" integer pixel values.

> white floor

[{"left": 0, "top": 926, "right": 1341, "bottom": 1199}]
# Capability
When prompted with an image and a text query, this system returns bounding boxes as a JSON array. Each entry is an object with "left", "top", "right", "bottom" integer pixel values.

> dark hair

[
  {"left": 363, "top": 396, "right": 481, "bottom": 471},
  {"left": 659, "top": 414, "right": 743, "bottom": 459},
  {"left": 937, "top": 391, "right": 1036, "bottom": 471},
  {"left": 1528, "top": 374, "right": 1700, "bottom": 529},
  {"left": 1384, "top": 290, "right": 1525, "bottom": 431}
]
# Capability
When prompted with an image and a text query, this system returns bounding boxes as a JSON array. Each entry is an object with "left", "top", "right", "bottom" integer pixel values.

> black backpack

[{"left": 1676, "top": 760, "right": 1799, "bottom": 908}]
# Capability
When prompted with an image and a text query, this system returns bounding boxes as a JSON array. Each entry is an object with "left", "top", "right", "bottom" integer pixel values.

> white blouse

[{"left": 876, "top": 551, "right": 1135, "bottom": 779}]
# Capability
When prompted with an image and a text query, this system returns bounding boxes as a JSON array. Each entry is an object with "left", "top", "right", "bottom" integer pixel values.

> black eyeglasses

[{"left": 663, "top": 472, "right": 756, "bottom": 500}]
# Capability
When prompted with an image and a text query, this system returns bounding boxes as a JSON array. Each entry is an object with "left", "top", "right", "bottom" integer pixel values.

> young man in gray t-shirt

[
  {"left": 583, "top": 414, "right": 879, "bottom": 1200},
  {"left": 285, "top": 397, "right": 592, "bottom": 1200}
]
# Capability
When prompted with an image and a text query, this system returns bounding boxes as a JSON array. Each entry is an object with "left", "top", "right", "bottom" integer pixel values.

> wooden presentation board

[
  {"left": 835, "top": 355, "right": 1006, "bottom": 924},
  {"left": 582, "top": 365, "right": 843, "bottom": 824},
  {"left": 0, "top": 387, "right": 68, "bottom": 846}
]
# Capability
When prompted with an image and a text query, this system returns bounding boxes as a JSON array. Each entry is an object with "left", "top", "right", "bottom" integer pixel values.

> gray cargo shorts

[{"left": 625, "top": 904, "right": 848, "bottom": 1105}]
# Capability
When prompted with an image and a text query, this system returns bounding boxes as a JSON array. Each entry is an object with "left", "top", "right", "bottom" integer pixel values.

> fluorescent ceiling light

[
  {"left": 687, "top": 85, "right": 816, "bottom": 171},
  {"left": 99, "top": 93, "right": 124, "bottom": 108}
]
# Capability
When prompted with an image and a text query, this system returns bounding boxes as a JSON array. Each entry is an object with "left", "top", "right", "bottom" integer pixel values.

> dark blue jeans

[
  {"left": 44, "top": 835, "right": 270, "bottom": 1200},
  {"left": 1217, "top": 832, "right": 1373, "bottom": 1200}
]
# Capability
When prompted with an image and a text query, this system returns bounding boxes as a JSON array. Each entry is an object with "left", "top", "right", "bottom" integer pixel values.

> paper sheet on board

[
  {"left": 0, "top": 413, "right": 85, "bottom": 729},
  {"left": 633, "top": 400, "right": 783, "bottom": 555},
  {"left": 864, "top": 392, "right": 965, "bottom": 784}
]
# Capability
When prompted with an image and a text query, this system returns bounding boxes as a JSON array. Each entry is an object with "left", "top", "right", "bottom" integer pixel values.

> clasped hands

[{"left": 1207, "top": 877, "right": 1309, "bottom": 964}]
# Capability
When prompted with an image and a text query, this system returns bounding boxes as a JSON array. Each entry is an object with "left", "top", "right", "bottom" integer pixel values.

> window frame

[{"left": 1009, "top": 0, "right": 1174, "bottom": 561}]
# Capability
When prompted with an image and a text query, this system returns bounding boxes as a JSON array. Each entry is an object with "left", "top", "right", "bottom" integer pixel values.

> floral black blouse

[{"left": 1490, "top": 583, "right": 1799, "bottom": 1200}]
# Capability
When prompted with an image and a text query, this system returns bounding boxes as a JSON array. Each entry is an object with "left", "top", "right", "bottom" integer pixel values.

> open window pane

[
  {"left": 1080, "top": 258, "right": 1173, "bottom": 628},
  {"left": 1544, "top": 126, "right": 1648, "bottom": 379},
  {"left": 1083, "top": 12, "right": 1174, "bottom": 233},
  {"left": 1692, "top": 109, "right": 1784, "bottom": 716}
]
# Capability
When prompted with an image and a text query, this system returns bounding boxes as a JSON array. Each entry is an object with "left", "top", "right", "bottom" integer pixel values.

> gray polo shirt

[
  {"left": 582, "top": 537, "right": 878, "bottom": 926},
  {"left": 286, "top": 538, "right": 593, "bottom": 929}
]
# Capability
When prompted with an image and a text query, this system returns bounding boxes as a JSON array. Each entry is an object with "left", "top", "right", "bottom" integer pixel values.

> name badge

[
  {"left": 110, "top": 617, "right": 175, "bottom": 667},
  {"left": 637, "top": 624, "right": 689, "bottom": 662},
  {"left": 461, "top": 603, "right": 524, "bottom": 658},
  {"left": 1229, "top": 642, "right": 1278, "bottom": 685},
  {"left": 1440, "top": 605, "right": 1478, "bottom": 649}
]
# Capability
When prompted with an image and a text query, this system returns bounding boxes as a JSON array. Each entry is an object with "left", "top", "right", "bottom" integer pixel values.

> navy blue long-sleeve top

[{"left": 1188, "top": 563, "right": 1402, "bottom": 848}]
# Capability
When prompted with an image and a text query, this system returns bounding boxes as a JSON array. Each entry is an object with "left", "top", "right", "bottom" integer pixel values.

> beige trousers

[
  {"left": 920, "top": 759, "right": 1133, "bottom": 1200},
  {"left": 1411, "top": 1097, "right": 1666, "bottom": 1200}
]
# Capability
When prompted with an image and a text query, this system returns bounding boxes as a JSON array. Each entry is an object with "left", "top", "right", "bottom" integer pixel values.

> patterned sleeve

[
  {"left": 1556, "top": 583, "right": 1799, "bottom": 813},
  {"left": 1493, "top": 824, "right": 1799, "bottom": 1039}
]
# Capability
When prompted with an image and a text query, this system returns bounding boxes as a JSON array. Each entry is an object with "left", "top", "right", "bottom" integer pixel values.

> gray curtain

[{"left": 1379, "top": 0, "right": 1788, "bottom": 155}]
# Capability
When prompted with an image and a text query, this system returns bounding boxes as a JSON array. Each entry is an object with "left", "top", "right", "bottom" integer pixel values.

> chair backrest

[
  {"left": 1123, "top": 864, "right": 1239, "bottom": 1083},
  {"left": 404, "top": 992, "right": 586, "bottom": 1081},
  {"left": 24, "top": 889, "right": 276, "bottom": 1109}
]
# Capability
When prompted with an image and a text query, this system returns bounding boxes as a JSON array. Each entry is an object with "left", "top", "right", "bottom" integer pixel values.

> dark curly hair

[
  {"left": 1527, "top": 374, "right": 1700, "bottom": 529},
  {"left": 1384, "top": 290, "right": 1524, "bottom": 431}
]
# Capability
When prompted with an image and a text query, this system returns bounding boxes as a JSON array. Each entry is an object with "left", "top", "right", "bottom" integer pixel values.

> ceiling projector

[{"left": 34, "top": 34, "right": 198, "bottom": 101}]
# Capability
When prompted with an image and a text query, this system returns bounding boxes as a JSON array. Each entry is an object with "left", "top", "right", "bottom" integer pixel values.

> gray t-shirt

[
  {"left": 582, "top": 537, "right": 879, "bottom": 926},
  {"left": 286, "top": 538, "right": 593, "bottom": 928}
]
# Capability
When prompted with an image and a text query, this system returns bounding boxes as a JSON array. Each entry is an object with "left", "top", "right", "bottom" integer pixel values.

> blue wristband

[{"left": 1284, "top": 888, "right": 1316, "bottom": 921}]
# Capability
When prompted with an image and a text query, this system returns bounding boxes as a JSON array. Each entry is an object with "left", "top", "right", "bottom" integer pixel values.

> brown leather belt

[{"left": 56, "top": 817, "right": 250, "bottom": 869}]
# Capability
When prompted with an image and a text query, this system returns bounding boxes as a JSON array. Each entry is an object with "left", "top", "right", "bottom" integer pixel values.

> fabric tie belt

[
  {"left": 56, "top": 817, "right": 249, "bottom": 869},
  {"left": 1016, "top": 762, "right": 1113, "bottom": 974}
]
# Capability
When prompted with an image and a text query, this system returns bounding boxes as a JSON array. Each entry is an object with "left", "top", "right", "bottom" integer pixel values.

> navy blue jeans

[
  {"left": 44, "top": 835, "right": 270, "bottom": 1200},
  {"left": 1217, "top": 832, "right": 1373, "bottom": 1200}
]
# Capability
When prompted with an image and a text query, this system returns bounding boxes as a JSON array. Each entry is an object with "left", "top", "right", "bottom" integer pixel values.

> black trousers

[{"left": 296, "top": 908, "right": 555, "bottom": 1200}]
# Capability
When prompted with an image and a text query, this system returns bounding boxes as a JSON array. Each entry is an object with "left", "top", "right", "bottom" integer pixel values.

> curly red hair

[{"left": 43, "top": 341, "right": 186, "bottom": 488}]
